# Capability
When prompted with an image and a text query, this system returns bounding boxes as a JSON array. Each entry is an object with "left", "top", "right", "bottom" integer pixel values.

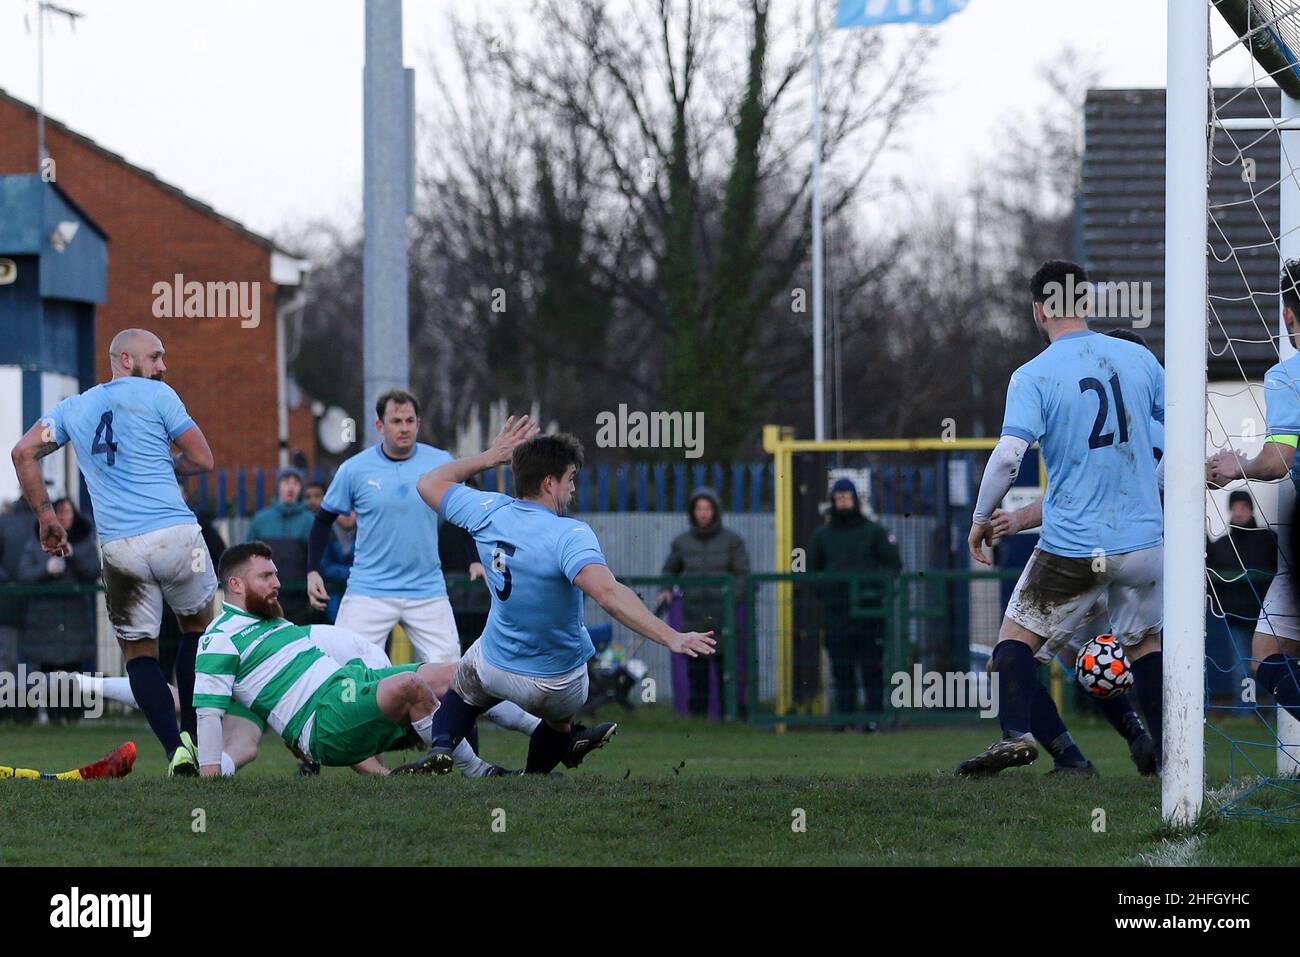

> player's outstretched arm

[
  {"left": 11, "top": 421, "right": 68, "bottom": 556},
  {"left": 1208, "top": 441, "right": 1296, "bottom": 485},
  {"left": 172, "top": 424, "right": 215, "bottom": 476},
  {"left": 574, "top": 563, "right": 716, "bottom": 658},
  {"left": 416, "top": 414, "right": 539, "bottom": 513}
]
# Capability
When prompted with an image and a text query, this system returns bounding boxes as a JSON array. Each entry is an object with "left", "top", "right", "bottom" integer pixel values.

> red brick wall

[{"left": 0, "top": 93, "right": 309, "bottom": 473}]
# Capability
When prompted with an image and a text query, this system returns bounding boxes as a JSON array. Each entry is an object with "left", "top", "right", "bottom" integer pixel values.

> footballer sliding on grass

[
  {"left": 193, "top": 540, "right": 616, "bottom": 777},
  {"left": 393, "top": 416, "right": 716, "bottom": 776}
]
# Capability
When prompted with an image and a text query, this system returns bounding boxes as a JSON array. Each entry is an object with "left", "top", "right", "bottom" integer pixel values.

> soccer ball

[{"left": 1075, "top": 635, "right": 1134, "bottom": 699}]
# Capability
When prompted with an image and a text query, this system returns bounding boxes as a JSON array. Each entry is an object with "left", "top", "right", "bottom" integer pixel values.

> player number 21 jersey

[{"left": 1000, "top": 330, "right": 1164, "bottom": 558}]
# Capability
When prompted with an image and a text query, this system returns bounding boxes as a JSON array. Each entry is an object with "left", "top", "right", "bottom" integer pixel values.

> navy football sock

[
  {"left": 1030, "top": 684, "right": 1087, "bottom": 766},
  {"left": 1130, "top": 651, "right": 1163, "bottom": 761},
  {"left": 1094, "top": 691, "right": 1144, "bottom": 743},
  {"left": 524, "top": 722, "right": 570, "bottom": 774},
  {"left": 127, "top": 656, "right": 182, "bottom": 758},
  {"left": 428, "top": 689, "right": 481, "bottom": 749},
  {"left": 1257, "top": 654, "right": 1300, "bottom": 722},
  {"left": 177, "top": 632, "right": 201, "bottom": 740},
  {"left": 990, "top": 640, "right": 1037, "bottom": 738}
]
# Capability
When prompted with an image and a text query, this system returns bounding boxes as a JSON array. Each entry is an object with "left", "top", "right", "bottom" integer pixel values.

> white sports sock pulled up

[{"left": 483, "top": 700, "right": 541, "bottom": 735}]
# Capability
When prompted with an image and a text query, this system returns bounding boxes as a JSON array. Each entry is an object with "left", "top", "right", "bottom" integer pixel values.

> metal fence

[
  {"left": 182, "top": 461, "right": 776, "bottom": 519},
  {"left": 0, "top": 567, "right": 1019, "bottom": 727}
]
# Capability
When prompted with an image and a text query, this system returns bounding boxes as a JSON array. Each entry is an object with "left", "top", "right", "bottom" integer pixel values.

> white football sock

[
  {"left": 220, "top": 752, "right": 237, "bottom": 777},
  {"left": 412, "top": 712, "right": 435, "bottom": 747},
  {"left": 452, "top": 738, "right": 495, "bottom": 777},
  {"left": 77, "top": 674, "right": 138, "bottom": 709},
  {"left": 484, "top": 700, "right": 541, "bottom": 735}
]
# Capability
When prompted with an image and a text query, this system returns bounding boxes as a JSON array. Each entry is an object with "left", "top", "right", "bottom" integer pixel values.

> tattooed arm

[{"left": 10, "top": 421, "right": 68, "bottom": 557}]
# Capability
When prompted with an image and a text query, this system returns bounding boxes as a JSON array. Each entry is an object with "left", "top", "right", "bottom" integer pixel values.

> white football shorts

[
  {"left": 100, "top": 523, "right": 218, "bottom": 642},
  {"left": 1005, "top": 544, "right": 1162, "bottom": 663}
]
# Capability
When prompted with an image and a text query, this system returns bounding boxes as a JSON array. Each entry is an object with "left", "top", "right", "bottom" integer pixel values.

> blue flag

[{"left": 836, "top": 0, "right": 970, "bottom": 27}]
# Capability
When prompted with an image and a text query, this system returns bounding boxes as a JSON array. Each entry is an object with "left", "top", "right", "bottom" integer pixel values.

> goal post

[{"left": 1164, "top": 0, "right": 1210, "bottom": 827}]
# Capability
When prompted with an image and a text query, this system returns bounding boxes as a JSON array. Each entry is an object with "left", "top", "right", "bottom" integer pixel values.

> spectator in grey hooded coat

[
  {"left": 659, "top": 487, "right": 750, "bottom": 716},
  {"left": 18, "top": 498, "right": 101, "bottom": 710}
]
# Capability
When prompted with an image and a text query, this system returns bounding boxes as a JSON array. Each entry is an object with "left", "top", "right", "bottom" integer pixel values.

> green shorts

[{"left": 307, "top": 663, "right": 421, "bottom": 767}]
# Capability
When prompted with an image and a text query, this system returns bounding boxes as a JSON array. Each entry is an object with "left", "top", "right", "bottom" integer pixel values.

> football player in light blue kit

[
  {"left": 959, "top": 261, "right": 1166, "bottom": 777},
  {"left": 988, "top": 328, "right": 1164, "bottom": 776},
  {"left": 306, "top": 390, "right": 462, "bottom": 664},
  {"left": 11, "top": 329, "right": 216, "bottom": 776},
  {"left": 395, "top": 417, "right": 716, "bottom": 775},
  {"left": 1207, "top": 259, "right": 1300, "bottom": 726}
]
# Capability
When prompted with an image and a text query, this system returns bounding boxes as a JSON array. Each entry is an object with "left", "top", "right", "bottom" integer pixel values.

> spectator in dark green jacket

[
  {"left": 659, "top": 487, "right": 750, "bottom": 716},
  {"left": 810, "top": 477, "right": 902, "bottom": 724}
]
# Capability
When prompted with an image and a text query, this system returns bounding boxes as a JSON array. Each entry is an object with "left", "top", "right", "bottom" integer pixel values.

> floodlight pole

[
  {"left": 1163, "top": 0, "right": 1209, "bottom": 826},
  {"left": 810, "top": 0, "right": 826, "bottom": 443},
  {"left": 363, "top": 0, "right": 413, "bottom": 423}
]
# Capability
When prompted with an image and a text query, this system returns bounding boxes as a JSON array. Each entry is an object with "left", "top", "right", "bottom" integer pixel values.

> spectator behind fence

[
  {"left": 1207, "top": 490, "right": 1277, "bottom": 694},
  {"left": 304, "top": 480, "right": 325, "bottom": 515},
  {"left": 18, "top": 498, "right": 101, "bottom": 721},
  {"left": 810, "top": 477, "right": 902, "bottom": 728},
  {"left": 0, "top": 499, "right": 34, "bottom": 716},
  {"left": 658, "top": 487, "right": 750, "bottom": 717},
  {"left": 245, "top": 466, "right": 313, "bottom": 624},
  {"left": 319, "top": 510, "right": 358, "bottom": 622}
]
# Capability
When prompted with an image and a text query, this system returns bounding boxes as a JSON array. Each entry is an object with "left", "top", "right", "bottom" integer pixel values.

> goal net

[{"left": 1185, "top": 0, "right": 1300, "bottom": 823}]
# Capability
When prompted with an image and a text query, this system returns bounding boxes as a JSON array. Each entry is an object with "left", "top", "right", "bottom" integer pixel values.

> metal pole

[
  {"left": 36, "top": 1, "right": 45, "bottom": 170},
  {"left": 363, "top": 0, "right": 411, "bottom": 423},
  {"left": 1162, "top": 0, "right": 1209, "bottom": 826},
  {"left": 810, "top": 0, "right": 826, "bottom": 442}
]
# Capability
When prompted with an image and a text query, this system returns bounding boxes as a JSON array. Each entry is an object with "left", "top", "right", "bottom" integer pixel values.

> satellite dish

[
  {"left": 0, "top": 259, "right": 16, "bottom": 286},
  {"left": 318, "top": 406, "right": 355, "bottom": 455}
]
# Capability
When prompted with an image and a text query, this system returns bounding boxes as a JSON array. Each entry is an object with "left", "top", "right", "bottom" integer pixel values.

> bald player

[{"left": 11, "top": 328, "right": 217, "bottom": 776}]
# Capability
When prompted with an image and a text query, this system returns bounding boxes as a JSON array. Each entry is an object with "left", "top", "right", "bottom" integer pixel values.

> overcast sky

[{"left": 0, "top": 1, "right": 1263, "bottom": 241}]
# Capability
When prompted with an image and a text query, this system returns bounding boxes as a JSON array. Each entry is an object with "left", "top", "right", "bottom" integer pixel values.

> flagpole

[{"left": 811, "top": 0, "right": 826, "bottom": 442}]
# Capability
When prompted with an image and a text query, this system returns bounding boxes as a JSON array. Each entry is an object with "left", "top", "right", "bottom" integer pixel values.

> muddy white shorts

[
  {"left": 1256, "top": 478, "right": 1300, "bottom": 643},
  {"left": 1005, "top": 544, "right": 1163, "bottom": 663},
  {"left": 100, "top": 523, "right": 218, "bottom": 642},
  {"left": 334, "top": 593, "right": 461, "bottom": 664},
  {"left": 450, "top": 638, "right": 588, "bottom": 723}
]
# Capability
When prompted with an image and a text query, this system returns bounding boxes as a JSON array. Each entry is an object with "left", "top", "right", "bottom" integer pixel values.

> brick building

[{"left": 0, "top": 88, "right": 316, "bottom": 503}]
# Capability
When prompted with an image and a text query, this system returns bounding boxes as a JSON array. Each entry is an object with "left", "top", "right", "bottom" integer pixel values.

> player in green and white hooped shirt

[{"left": 194, "top": 541, "right": 449, "bottom": 776}]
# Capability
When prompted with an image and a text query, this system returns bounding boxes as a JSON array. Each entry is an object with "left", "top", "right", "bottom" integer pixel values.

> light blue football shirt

[
  {"left": 1001, "top": 330, "right": 1164, "bottom": 557},
  {"left": 1262, "top": 352, "right": 1300, "bottom": 480},
  {"left": 321, "top": 443, "right": 453, "bottom": 599},
  {"left": 441, "top": 484, "right": 606, "bottom": 677},
  {"left": 40, "top": 377, "right": 198, "bottom": 543}
]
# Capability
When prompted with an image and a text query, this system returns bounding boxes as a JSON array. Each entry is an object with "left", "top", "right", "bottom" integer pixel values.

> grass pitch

[{"left": 1, "top": 708, "right": 1297, "bottom": 866}]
